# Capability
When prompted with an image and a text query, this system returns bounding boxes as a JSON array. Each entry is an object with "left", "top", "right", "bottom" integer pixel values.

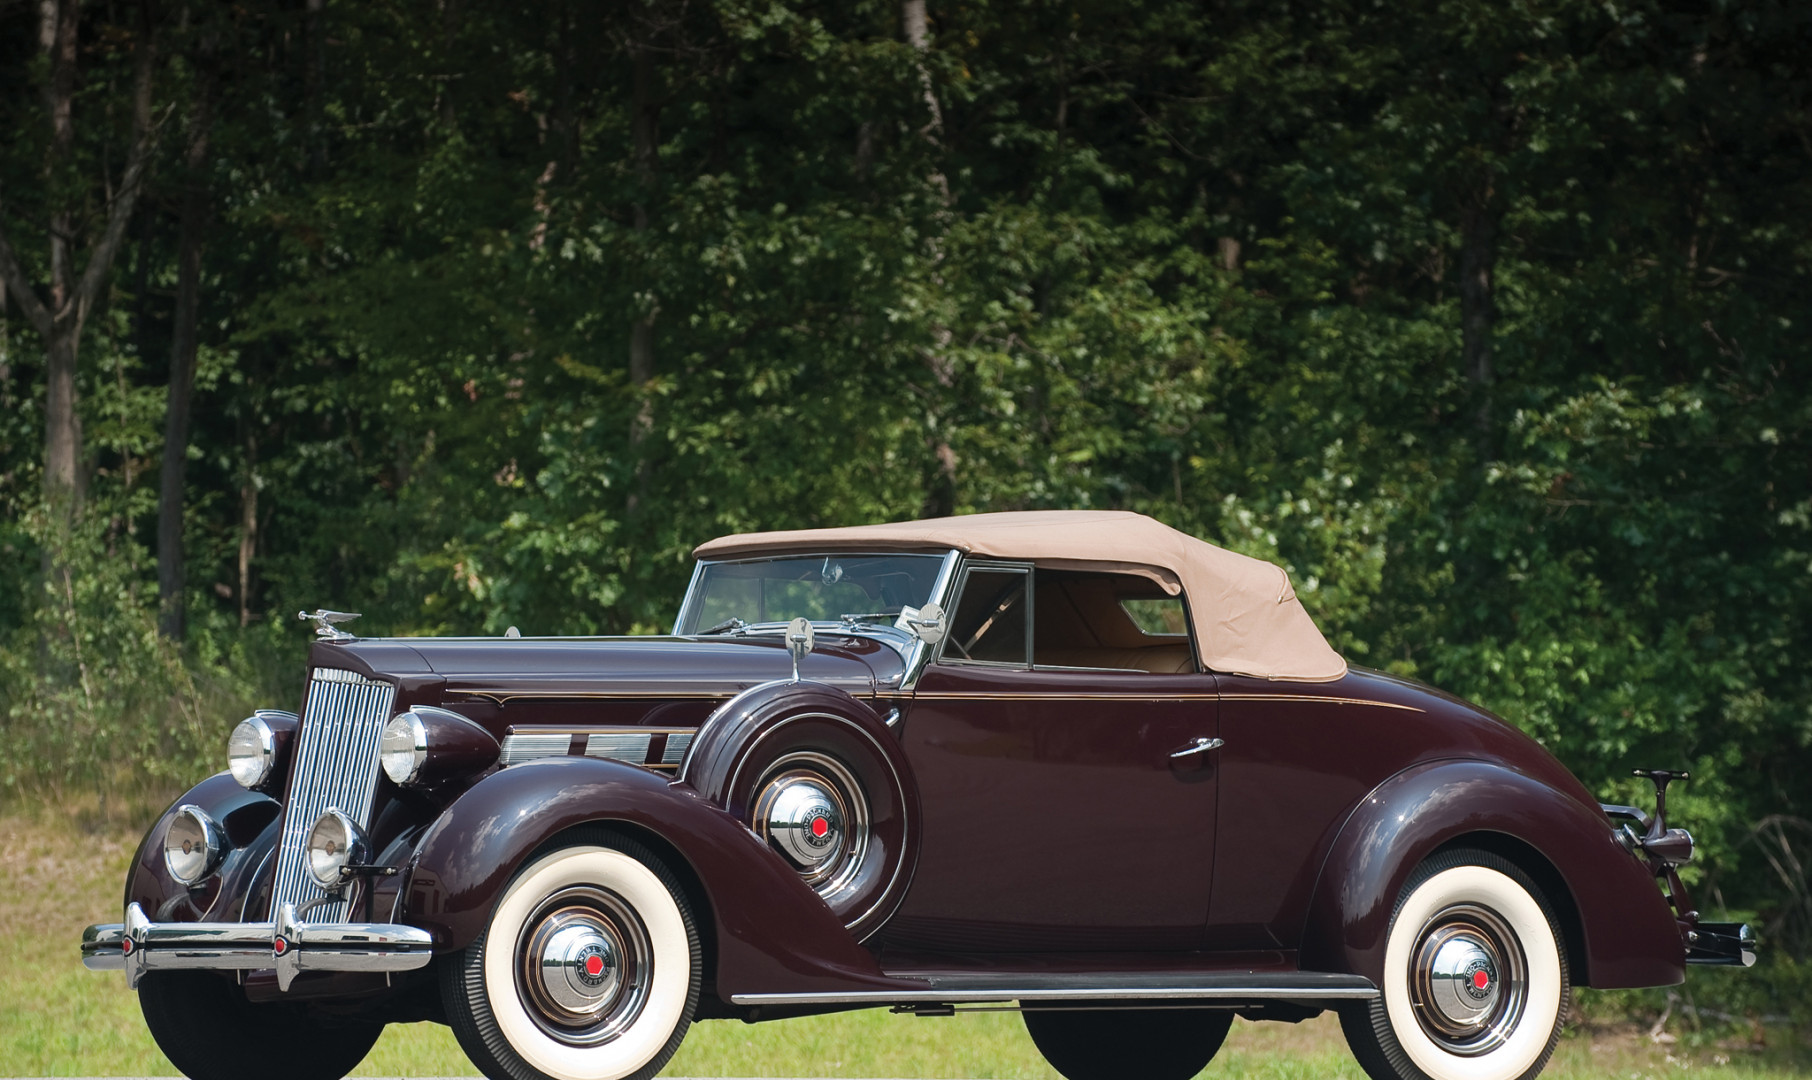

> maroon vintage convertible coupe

[{"left": 82, "top": 511, "right": 1750, "bottom": 1080}]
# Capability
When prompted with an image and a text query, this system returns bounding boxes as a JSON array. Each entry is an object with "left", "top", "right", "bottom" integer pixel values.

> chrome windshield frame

[{"left": 673, "top": 549, "right": 961, "bottom": 691}]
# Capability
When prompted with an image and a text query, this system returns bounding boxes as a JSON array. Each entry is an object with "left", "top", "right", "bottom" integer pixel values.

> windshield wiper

[
  {"left": 698, "top": 617, "right": 746, "bottom": 635},
  {"left": 839, "top": 611, "right": 904, "bottom": 627}
]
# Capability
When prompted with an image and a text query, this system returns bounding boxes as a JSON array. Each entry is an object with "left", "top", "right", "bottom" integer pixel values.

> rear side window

[
  {"left": 1120, "top": 597, "right": 1188, "bottom": 636},
  {"left": 1033, "top": 569, "right": 1197, "bottom": 674}
]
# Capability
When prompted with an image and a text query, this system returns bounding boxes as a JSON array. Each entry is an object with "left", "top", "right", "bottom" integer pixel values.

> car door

[{"left": 883, "top": 561, "right": 1221, "bottom": 954}]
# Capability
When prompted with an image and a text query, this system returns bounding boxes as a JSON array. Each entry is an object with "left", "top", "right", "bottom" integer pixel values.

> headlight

[
  {"left": 228, "top": 716, "right": 276, "bottom": 788},
  {"left": 226, "top": 710, "right": 297, "bottom": 791},
  {"left": 164, "top": 805, "right": 224, "bottom": 885},
  {"left": 380, "top": 712, "right": 429, "bottom": 785},
  {"left": 306, "top": 809, "right": 369, "bottom": 888}
]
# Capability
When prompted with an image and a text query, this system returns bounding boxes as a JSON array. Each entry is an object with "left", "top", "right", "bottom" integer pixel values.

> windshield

[{"left": 678, "top": 553, "right": 948, "bottom": 633}]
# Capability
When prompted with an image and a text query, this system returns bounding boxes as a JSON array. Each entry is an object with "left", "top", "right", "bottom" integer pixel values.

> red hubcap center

[
  {"left": 811, "top": 816, "right": 829, "bottom": 838},
  {"left": 585, "top": 954, "right": 604, "bottom": 977},
  {"left": 1472, "top": 970, "right": 1490, "bottom": 990}
]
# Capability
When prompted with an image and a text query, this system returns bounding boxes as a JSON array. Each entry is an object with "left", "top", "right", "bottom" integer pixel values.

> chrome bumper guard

[
  {"left": 81, "top": 901, "right": 434, "bottom": 990},
  {"left": 1686, "top": 921, "right": 1758, "bottom": 967}
]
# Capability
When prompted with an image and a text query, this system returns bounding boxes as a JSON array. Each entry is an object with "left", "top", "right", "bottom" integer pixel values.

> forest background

[{"left": 0, "top": 0, "right": 1808, "bottom": 1028}]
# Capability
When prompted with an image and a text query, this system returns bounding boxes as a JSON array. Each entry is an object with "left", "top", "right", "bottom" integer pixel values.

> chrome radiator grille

[{"left": 269, "top": 668, "right": 395, "bottom": 923}]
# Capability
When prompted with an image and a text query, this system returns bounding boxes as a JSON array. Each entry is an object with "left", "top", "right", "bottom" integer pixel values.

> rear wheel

[
  {"left": 441, "top": 830, "right": 700, "bottom": 1080},
  {"left": 139, "top": 970, "right": 382, "bottom": 1080},
  {"left": 1022, "top": 1005, "right": 1233, "bottom": 1080},
  {"left": 1340, "top": 848, "right": 1571, "bottom": 1080}
]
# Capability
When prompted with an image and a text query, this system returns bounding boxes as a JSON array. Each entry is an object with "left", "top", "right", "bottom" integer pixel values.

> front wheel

[
  {"left": 1023, "top": 1005, "right": 1233, "bottom": 1080},
  {"left": 139, "top": 970, "right": 382, "bottom": 1080},
  {"left": 441, "top": 830, "right": 701, "bottom": 1080},
  {"left": 1340, "top": 848, "right": 1571, "bottom": 1080}
]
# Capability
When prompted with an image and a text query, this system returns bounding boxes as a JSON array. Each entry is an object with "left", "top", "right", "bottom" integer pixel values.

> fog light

[
  {"left": 164, "top": 805, "right": 224, "bottom": 885},
  {"left": 306, "top": 809, "right": 368, "bottom": 888},
  {"left": 380, "top": 712, "right": 428, "bottom": 785},
  {"left": 227, "top": 716, "right": 276, "bottom": 789}
]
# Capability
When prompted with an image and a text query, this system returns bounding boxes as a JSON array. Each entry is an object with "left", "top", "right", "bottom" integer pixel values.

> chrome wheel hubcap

[
  {"left": 516, "top": 887, "right": 651, "bottom": 1046},
  {"left": 1409, "top": 904, "right": 1527, "bottom": 1055},
  {"left": 752, "top": 752, "right": 869, "bottom": 900}
]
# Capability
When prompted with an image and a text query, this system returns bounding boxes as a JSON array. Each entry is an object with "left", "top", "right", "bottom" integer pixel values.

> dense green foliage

[{"left": 1, "top": 0, "right": 1808, "bottom": 1001}]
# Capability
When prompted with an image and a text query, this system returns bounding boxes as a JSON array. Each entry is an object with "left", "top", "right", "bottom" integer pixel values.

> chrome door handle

[{"left": 1169, "top": 737, "right": 1224, "bottom": 759}]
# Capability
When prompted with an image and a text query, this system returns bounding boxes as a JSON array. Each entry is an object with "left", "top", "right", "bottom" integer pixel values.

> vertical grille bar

[{"left": 269, "top": 669, "right": 395, "bottom": 924}]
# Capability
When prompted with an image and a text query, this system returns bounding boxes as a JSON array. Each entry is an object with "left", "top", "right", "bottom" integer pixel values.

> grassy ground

[{"left": 5, "top": 805, "right": 1808, "bottom": 1079}]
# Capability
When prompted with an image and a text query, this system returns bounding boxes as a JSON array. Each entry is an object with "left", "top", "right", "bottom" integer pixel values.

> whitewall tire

[
  {"left": 1341, "top": 848, "right": 1571, "bottom": 1080},
  {"left": 443, "top": 830, "right": 701, "bottom": 1080}
]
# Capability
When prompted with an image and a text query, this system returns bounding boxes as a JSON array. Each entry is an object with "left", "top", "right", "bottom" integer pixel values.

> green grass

[{"left": 6, "top": 806, "right": 1809, "bottom": 1078}]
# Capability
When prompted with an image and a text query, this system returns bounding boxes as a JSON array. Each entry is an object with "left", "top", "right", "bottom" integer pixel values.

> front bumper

[{"left": 82, "top": 901, "right": 434, "bottom": 991}]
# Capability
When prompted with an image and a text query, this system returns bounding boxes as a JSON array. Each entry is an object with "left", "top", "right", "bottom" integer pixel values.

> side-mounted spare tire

[{"left": 681, "top": 681, "right": 919, "bottom": 942}]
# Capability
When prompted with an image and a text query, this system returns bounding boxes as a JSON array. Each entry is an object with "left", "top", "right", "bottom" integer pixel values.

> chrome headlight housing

[
  {"left": 375, "top": 706, "right": 499, "bottom": 788},
  {"left": 380, "top": 711, "right": 429, "bottom": 785},
  {"left": 306, "top": 808, "right": 369, "bottom": 888},
  {"left": 227, "top": 716, "right": 276, "bottom": 788},
  {"left": 164, "top": 805, "right": 224, "bottom": 885}
]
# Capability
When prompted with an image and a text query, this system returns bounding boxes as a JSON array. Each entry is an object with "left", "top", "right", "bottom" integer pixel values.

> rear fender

[
  {"left": 1299, "top": 759, "right": 1683, "bottom": 989},
  {"left": 403, "top": 755, "right": 908, "bottom": 999}
]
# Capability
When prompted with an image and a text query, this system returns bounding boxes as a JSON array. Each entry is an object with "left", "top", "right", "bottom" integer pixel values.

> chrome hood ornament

[{"left": 298, "top": 609, "right": 362, "bottom": 643}]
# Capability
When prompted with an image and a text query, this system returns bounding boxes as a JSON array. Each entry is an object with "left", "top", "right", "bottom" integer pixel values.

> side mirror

[
  {"left": 899, "top": 603, "right": 946, "bottom": 645},
  {"left": 786, "top": 617, "right": 815, "bottom": 682}
]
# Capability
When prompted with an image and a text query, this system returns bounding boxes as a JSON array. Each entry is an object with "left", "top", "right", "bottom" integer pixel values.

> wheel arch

[
  {"left": 404, "top": 754, "right": 914, "bottom": 1002},
  {"left": 1299, "top": 758, "right": 1682, "bottom": 989}
]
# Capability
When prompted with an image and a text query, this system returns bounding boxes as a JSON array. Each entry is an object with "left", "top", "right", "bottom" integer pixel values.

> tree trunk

[
  {"left": 305, "top": 0, "right": 327, "bottom": 175},
  {"left": 42, "top": 0, "right": 81, "bottom": 513},
  {"left": 0, "top": 0, "right": 159, "bottom": 532},
  {"left": 902, "top": 0, "right": 956, "bottom": 517},
  {"left": 627, "top": 39, "right": 659, "bottom": 466},
  {"left": 238, "top": 434, "right": 258, "bottom": 628},
  {"left": 901, "top": 0, "right": 950, "bottom": 206},
  {"left": 1458, "top": 187, "right": 1499, "bottom": 450},
  {"left": 157, "top": 43, "right": 215, "bottom": 641}
]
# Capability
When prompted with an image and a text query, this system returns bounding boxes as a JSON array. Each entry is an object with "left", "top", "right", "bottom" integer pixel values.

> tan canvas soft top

[{"left": 693, "top": 510, "right": 1347, "bottom": 682}]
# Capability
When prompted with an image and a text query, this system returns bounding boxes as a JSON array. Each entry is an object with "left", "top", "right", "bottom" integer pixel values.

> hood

[{"left": 308, "top": 633, "right": 905, "bottom": 701}]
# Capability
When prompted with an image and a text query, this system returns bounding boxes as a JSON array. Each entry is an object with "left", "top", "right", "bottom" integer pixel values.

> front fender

[
  {"left": 124, "top": 773, "right": 282, "bottom": 925},
  {"left": 403, "top": 756, "right": 913, "bottom": 1000},
  {"left": 1299, "top": 759, "right": 1683, "bottom": 989}
]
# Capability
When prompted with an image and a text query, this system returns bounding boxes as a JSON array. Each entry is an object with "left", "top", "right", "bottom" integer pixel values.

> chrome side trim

[
  {"left": 500, "top": 731, "right": 572, "bottom": 765},
  {"left": 729, "top": 973, "right": 1379, "bottom": 1007},
  {"left": 584, "top": 732, "right": 653, "bottom": 762},
  {"left": 1217, "top": 694, "right": 1426, "bottom": 712},
  {"left": 82, "top": 902, "right": 433, "bottom": 990},
  {"left": 662, "top": 731, "right": 694, "bottom": 766}
]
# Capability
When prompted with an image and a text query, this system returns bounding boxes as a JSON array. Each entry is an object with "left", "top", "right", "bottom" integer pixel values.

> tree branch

[
  {"left": 71, "top": 18, "right": 164, "bottom": 331},
  {"left": 0, "top": 223, "right": 54, "bottom": 340}
]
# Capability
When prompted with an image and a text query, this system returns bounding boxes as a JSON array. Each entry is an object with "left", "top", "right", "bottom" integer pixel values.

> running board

[{"left": 729, "top": 970, "right": 1377, "bottom": 1007}]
